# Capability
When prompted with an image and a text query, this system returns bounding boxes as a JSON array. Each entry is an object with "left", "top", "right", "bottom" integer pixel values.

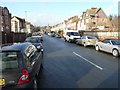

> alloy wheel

[{"left": 112, "top": 49, "right": 119, "bottom": 57}]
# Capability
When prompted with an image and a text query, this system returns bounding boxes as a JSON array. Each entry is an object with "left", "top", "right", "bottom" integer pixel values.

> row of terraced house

[
  {"left": 0, "top": 6, "right": 34, "bottom": 44},
  {"left": 51, "top": 7, "right": 119, "bottom": 40}
]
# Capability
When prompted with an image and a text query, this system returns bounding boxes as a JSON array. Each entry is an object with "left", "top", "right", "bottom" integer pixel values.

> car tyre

[
  {"left": 95, "top": 45, "right": 99, "bottom": 51},
  {"left": 112, "top": 49, "right": 119, "bottom": 57},
  {"left": 83, "top": 43, "right": 86, "bottom": 47},
  {"left": 76, "top": 41, "right": 79, "bottom": 45},
  {"left": 68, "top": 39, "right": 71, "bottom": 43}
]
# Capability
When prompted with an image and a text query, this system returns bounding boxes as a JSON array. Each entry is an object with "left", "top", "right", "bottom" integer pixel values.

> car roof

[
  {"left": 0, "top": 42, "right": 32, "bottom": 52},
  {"left": 26, "top": 37, "right": 39, "bottom": 39}
]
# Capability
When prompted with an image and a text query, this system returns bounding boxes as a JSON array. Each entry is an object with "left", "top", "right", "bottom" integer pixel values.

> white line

[{"left": 73, "top": 52, "right": 103, "bottom": 70}]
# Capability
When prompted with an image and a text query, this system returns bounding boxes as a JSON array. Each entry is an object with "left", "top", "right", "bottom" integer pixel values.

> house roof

[
  {"left": 12, "top": 16, "right": 25, "bottom": 22},
  {"left": 86, "top": 7, "right": 101, "bottom": 16}
]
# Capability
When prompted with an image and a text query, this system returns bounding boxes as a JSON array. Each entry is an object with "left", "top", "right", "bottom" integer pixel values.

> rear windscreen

[{"left": 0, "top": 51, "right": 19, "bottom": 70}]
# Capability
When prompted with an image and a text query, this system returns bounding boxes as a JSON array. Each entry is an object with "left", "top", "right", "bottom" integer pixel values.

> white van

[{"left": 63, "top": 30, "right": 80, "bottom": 42}]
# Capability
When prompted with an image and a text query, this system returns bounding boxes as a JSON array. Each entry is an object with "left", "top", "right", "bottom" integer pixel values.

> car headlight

[
  {"left": 37, "top": 46, "right": 41, "bottom": 49},
  {"left": 41, "top": 48, "right": 44, "bottom": 51}
]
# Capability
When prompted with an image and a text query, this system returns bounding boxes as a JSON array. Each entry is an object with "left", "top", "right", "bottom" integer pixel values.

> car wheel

[
  {"left": 76, "top": 41, "right": 79, "bottom": 45},
  {"left": 68, "top": 39, "right": 71, "bottom": 43},
  {"left": 83, "top": 43, "right": 86, "bottom": 47},
  {"left": 95, "top": 45, "right": 99, "bottom": 51},
  {"left": 112, "top": 49, "right": 119, "bottom": 57}
]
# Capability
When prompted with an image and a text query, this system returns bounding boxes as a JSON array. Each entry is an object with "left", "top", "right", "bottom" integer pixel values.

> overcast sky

[{"left": 0, "top": 0, "right": 119, "bottom": 26}]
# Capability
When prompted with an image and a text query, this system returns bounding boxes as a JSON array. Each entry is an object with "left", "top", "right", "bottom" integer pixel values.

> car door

[{"left": 100, "top": 40, "right": 112, "bottom": 52}]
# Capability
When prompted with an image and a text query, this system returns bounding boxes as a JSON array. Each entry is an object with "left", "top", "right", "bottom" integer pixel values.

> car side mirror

[{"left": 68, "top": 35, "right": 70, "bottom": 37}]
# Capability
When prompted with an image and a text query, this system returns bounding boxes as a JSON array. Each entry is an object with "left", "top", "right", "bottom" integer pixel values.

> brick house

[
  {"left": 78, "top": 7, "right": 111, "bottom": 31},
  {"left": 0, "top": 6, "right": 11, "bottom": 33},
  {"left": 67, "top": 16, "right": 78, "bottom": 30}
]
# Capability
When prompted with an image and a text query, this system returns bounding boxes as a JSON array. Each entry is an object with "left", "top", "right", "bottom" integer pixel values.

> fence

[{"left": 2, "top": 32, "right": 27, "bottom": 44}]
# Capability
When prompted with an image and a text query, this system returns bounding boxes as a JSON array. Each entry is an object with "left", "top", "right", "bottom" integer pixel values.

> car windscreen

[
  {"left": 87, "top": 36, "right": 98, "bottom": 40},
  {"left": 111, "top": 40, "right": 120, "bottom": 45},
  {"left": 26, "top": 38, "right": 40, "bottom": 43},
  {"left": 71, "top": 32, "right": 79, "bottom": 36},
  {"left": 0, "top": 51, "right": 19, "bottom": 70}
]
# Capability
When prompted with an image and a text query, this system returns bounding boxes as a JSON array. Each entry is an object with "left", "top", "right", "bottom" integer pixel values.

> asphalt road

[{"left": 37, "top": 34, "right": 119, "bottom": 88}]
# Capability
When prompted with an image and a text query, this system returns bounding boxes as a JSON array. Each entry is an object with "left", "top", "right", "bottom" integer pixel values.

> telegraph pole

[{"left": 25, "top": 11, "right": 27, "bottom": 21}]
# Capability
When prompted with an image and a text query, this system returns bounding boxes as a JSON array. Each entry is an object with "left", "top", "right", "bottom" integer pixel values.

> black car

[
  {"left": 25, "top": 37, "right": 43, "bottom": 54},
  {"left": 0, "top": 42, "right": 43, "bottom": 89}
]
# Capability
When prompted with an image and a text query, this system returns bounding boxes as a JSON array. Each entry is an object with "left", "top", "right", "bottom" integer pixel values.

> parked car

[
  {"left": 76, "top": 36, "right": 98, "bottom": 47},
  {"left": 0, "top": 42, "right": 43, "bottom": 89},
  {"left": 95, "top": 39, "right": 120, "bottom": 56},
  {"left": 55, "top": 34, "right": 61, "bottom": 38},
  {"left": 25, "top": 37, "right": 43, "bottom": 53},
  {"left": 63, "top": 30, "right": 80, "bottom": 43},
  {"left": 32, "top": 33, "right": 43, "bottom": 41},
  {"left": 51, "top": 33, "right": 55, "bottom": 37}
]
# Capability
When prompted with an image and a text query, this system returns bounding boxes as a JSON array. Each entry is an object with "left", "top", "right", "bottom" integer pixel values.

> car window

[
  {"left": 67, "top": 32, "right": 70, "bottom": 36},
  {"left": 29, "top": 51, "right": 37, "bottom": 63},
  {"left": 25, "top": 38, "right": 40, "bottom": 43},
  {"left": 102, "top": 40, "right": 110, "bottom": 44},
  {"left": 71, "top": 32, "right": 79, "bottom": 36},
  {"left": 1, "top": 51, "right": 19, "bottom": 70},
  {"left": 81, "top": 36, "right": 86, "bottom": 39},
  {"left": 25, "top": 46, "right": 37, "bottom": 66},
  {"left": 25, "top": 45, "right": 37, "bottom": 57},
  {"left": 111, "top": 40, "right": 120, "bottom": 45}
]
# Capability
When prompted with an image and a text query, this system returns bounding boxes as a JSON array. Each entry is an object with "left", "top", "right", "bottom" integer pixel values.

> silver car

[
  {"left": 76, "top": 36, "right": 98, "bottom": 47},
  {"left": 95, "top": 39, "right": 120, "bottom": 56}
]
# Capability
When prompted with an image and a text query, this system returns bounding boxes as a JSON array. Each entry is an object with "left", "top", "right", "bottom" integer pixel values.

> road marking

[{"left": 73, "top": 52, "right": 103, "bottom": 70}]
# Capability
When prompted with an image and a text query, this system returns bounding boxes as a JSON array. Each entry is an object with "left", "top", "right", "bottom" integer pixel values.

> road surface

[{"left": 37, "top": 34, "right": 119, "bottom": 88}]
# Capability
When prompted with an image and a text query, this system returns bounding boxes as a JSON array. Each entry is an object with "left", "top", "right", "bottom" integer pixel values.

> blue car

[{"left": 25, "top": 37, "right": 43, "bottom": 53}]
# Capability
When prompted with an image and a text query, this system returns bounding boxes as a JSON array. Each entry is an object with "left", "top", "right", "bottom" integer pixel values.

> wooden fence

[{"left": 2, "top": 32, "right": 27, "bottom": 44}]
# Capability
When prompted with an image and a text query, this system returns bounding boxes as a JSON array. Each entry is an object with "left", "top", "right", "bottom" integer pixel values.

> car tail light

[{"left": 18, "top": 69, "right": 30, "bottom": 85}]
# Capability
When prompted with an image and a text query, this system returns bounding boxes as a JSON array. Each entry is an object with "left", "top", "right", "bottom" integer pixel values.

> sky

[{"left": 0, "top": 0, "right": 119, "bottom": 26}]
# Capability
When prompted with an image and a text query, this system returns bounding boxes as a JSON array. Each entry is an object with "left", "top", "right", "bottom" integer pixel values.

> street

[{"left": 37, "top": 34, "right": 119, "bottom": 88}]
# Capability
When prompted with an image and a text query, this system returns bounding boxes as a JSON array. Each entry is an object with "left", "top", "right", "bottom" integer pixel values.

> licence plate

[
  {"left": 91, "top": 40, "right": 96, "bottom": 43},
  {"left": 0, "top": 79, "right": 5, "bottom": 86}
]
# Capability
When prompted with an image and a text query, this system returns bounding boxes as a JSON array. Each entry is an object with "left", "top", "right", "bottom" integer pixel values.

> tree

[
  {"left": 32, "top": 26, "right": 41, "bottom": 33},
  {"left": 111, "top": 15, "right": 118, "bottom": 32},
  {"left": 109, "top": 15, "right": 113, "bottom": 21}
]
